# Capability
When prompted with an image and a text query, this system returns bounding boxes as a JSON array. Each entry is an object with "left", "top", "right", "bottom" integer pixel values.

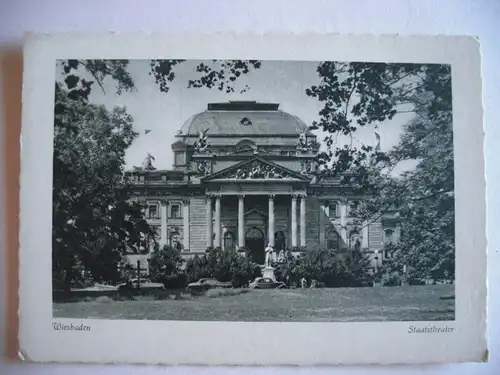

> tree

[
  {"left": 53, "top": 85, "right": 155, "bottom": 291},
  {"left": 305, "top": 62, "right": 454, "bottom": 280}
]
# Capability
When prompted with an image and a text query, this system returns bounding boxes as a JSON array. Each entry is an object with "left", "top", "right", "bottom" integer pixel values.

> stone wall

[
  {"left": 368, "top": 218, "right": 383, "bottom": 251},
  {"left": 305, "top": 196, "right": 320, "bottom": 249},
  {"left": 189, "top": 196, "right": 208, "bottom": 253}
]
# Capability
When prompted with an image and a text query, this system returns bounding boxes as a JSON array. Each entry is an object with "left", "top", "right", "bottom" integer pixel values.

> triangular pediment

[{"left": 202, "top": 156, "right": 310, "bottom": 182}]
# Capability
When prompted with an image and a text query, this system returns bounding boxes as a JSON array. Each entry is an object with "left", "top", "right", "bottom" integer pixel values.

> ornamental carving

[
  {"left": 196, "top": 159, "right": 211, "bottom": 175},
  {"left": 300, "top": 160, "right": 313, "bottom": 175},
  {"left": 220, "top": 161, "right": 294, "bottom": 179}
]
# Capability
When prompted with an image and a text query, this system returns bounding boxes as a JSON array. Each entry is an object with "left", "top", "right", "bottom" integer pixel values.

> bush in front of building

[
  {"left": 185, "top": 247, "right": 261, "bottom": 288},
  {"left": 148, "top": 244, "right": 186, "bottom": 289},
  {"left": 283, "top": 247, "right": 374, "bottom": 288}
]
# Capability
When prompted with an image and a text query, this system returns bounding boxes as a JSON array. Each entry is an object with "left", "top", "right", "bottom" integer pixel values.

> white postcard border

[{"left": 19, "top": 33, "right": 487, "bottom": 365}]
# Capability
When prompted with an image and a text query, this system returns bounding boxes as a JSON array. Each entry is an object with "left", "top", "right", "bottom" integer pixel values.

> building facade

[{"left": 127, "top": 101, "right": 399, "bottom": 269}]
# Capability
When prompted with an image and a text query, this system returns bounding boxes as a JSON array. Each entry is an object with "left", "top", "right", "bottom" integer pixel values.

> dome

[{"left": 179, "top": 101, "right": 309, "bottom": 136}]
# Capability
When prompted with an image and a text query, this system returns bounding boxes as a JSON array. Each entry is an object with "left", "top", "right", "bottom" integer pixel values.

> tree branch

[{"left": 77, "top": 60, "right": 107, "bottom": 95}]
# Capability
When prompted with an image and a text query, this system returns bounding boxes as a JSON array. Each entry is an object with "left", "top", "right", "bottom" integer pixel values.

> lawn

[{"left": 53, "top": 285, "right": 455, "bottom": 322}]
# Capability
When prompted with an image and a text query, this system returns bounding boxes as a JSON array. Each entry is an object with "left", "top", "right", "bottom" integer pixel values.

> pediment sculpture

[{"left": 220, "top": 161, "right": 294, "bottom": 179}]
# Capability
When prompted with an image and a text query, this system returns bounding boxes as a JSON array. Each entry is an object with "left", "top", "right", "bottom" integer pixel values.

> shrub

[
  {"left": 288, "top": 248, "right": 374, "bottom": 288},
  {"left": 185, "top": 247, "right": 261, "bottom": 288},
  {"left": 148, "top": 244, "right": 186, "bottom": 289}
]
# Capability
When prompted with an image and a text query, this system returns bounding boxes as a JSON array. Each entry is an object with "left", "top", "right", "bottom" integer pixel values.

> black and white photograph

[
  {"left": 18, "top": 34, "right": 486, "bottom": 365},
  {"left": 51, "top": 58, "right": 456, "bottom": 322}
]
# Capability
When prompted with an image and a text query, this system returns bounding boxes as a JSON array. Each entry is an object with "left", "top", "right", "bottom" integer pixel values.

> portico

[{"left": 204, "top": 191, "right": 308, "bottom": 255}]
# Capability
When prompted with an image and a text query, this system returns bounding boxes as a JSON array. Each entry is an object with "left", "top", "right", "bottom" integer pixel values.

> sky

[{"left": 64, "top": 60, "right": 417, "bottom": 173}]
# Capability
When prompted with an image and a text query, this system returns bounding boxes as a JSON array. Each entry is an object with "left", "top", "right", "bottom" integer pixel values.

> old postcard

[{"left": 18, "top": 34, "right": 487, "bottom": 365}]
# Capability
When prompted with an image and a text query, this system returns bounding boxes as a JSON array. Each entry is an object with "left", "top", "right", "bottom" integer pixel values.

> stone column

[
  {"left": 300, "top": 195, "right": 306, "bottom": 247},
  {"left": 291, "top": 195, "right": 298, "bottom": 248},
  {"left": 319, "top": 201, "right": 326, "bottom": 247},
  {"left": 362, "top": 222, "right": 369, "bottom": 249},
  {"left": 268, "top": 194, "right": 275, "bottom": 246},
  {"left": 206, "top": 196, "right": 213, "bottom": 248},
  {"left": 160, "top": 201, "right": 168, "bottom": 248},
  {"left": 182, "top": 199, "right": 190, "bottom": 250},
  {"left": 339, "top": 199, "right": 348, "bottom": 243},
  {"left": 214, "top": 195, "right": 222, "bottom": 248},
  {"left": 238, "top": 194, "right": 245, "bottom": 249}
]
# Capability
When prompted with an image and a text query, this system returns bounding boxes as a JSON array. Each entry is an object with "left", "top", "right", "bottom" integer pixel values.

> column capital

[
  {"left": 291, "top": 194, "right": 299, "bottom": 201},
  {"left": 238, "top": 193, "right": 245, "bottom": 200},
  {"left": 268, "top": 193, "right": 276, "bottom": 200},
  {"left": 182, "top": 198, "right": 190, "bottom": 205},
  {"left": 207, "top": 193, "right": 222, "bottom": 200}
]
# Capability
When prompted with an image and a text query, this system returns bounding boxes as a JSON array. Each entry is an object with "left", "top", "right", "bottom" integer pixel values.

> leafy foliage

[
  {"left": 185, "top": 247, "right": 261, "bottom": 288},
  {"left": 53, "top": 62, "right": 152, "bottom": 292},
  {"left": 273, "top": 248, "right": 373, "bottom": 287},
  {"left": 306, "top": 62, "right": 454, "bottom": 280},
  {"left": 148, "top": 244, "right": 186, "bottom": 289}
]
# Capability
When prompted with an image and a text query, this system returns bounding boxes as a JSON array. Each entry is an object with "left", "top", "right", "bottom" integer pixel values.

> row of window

[{"left": 147, "top": 202, "right": 182, "bottom": 219}]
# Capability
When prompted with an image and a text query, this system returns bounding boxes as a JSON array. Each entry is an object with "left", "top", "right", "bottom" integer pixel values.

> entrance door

[{"left": 245, "top": 227, "right": 265, "bottom": 264}]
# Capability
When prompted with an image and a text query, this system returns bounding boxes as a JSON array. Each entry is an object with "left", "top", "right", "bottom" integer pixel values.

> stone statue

[
  {"left": 194, "top": 128, "right": 210, "bottom": 154},
  {"left": 143, "top": 153, "right": 156, "bottom": 170},
  {"left": 297, "top": 131, "right": 311, "bottom": 152},
  {"left": 277, "top": 250, "right": 285, "bottom": 263},
  {"left": 265, "top": 243, "right": 274, "bottom": 267}
]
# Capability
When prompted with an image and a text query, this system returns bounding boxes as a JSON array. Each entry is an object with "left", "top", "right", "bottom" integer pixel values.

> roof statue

[
  {"left": 297, "top": 130, "right": 312, "bottom": 152},
  {"left": 143, "top": 153, "right": 156, "bottom": 171},
  {"left": 193, "top": 128, "right": 210, "bottom": 154}
]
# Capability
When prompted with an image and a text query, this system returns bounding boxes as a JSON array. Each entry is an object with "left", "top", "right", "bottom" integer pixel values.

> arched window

[
  {"left": 169, "top": 231, "right": 182, "bottom": 250},
  {"left": 223, "top": 231, "right": 235, "bottom": 250},
  {"left": 236, "top": 139, "right": 256, "bottom": 153},
  {"left": 274, "top": 231, "right": 286, "bottom": 251}
]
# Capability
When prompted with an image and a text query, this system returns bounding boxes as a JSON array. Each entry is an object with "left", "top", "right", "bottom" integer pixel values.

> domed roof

[{"left": 179, "top": 101, "right": 309, "bottom": 136}]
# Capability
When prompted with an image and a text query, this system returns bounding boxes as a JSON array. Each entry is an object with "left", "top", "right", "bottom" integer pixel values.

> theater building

[{"left": 127, "top": 101, "right": 399, "bottom": 269}]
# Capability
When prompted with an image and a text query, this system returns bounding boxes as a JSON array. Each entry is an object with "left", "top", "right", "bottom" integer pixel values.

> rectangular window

[
  {"left": 148, "top": 204, "right": 158, "bottom": 218},
  {"left": 328, "top": 201, "right": 339, "bottom": 218},
  {"left": 170, "top": 204, "right": 181, "bottom": 218}
]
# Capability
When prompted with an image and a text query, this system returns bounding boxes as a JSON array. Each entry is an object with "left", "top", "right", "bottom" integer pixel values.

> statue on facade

[
  {"left": 194, "top": 128, "right": 210, "bottom": 154},
  {"left": 143, "top": 153, "right": 156, "bottom": 171},
  {"left": 277, "top": 249, "right": 285, "bottom": 263},
  {"left": 265, "top": 243, "right": 274, "bottom": 267},
  {"left": 297, "top": 130, "right": 311, "bottom": 152}
]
